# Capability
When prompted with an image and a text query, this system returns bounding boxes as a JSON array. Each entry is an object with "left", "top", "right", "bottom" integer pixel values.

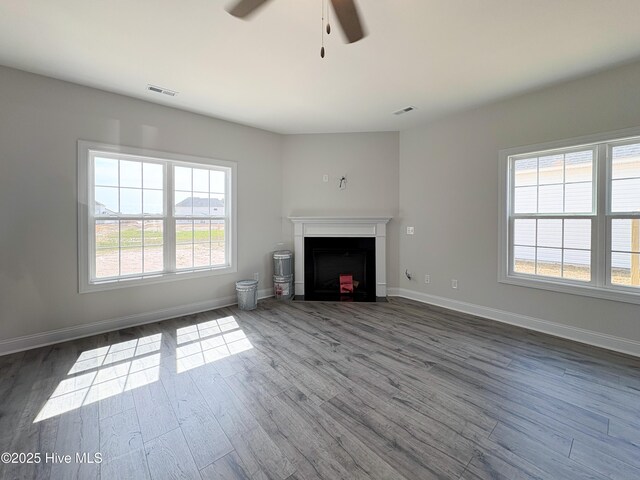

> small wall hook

[
  {"left": 405, "top": 269, "right": 412, "bottom": 280},
  {"left": 338, "top": 176, "right": 347, "bottom": 190}
]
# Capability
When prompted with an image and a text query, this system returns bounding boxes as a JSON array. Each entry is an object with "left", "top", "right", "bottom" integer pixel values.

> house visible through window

[
  {"left": 499, "top": 131, "right": 640, "bottom": 304},
  {"left": 173, "top": 165, "right": 227, "bottom": 271},
  {"left": 78, "top": 142, "right": 236, "bottom": 292},
  {"left": 511, "top": 148, "right": 594, "bottom": 282}
]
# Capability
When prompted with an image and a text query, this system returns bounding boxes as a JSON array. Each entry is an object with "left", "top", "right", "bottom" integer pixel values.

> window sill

[
  {"left": 499, "top": 273, "right": 640, "bottom": 305},
  {"left": 79, "top": 265, "right": 236, "bottom": 294}
]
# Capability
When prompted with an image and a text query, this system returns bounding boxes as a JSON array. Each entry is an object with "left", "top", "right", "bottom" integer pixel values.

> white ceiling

[{"left": 1, "top": 0, "right": 640, "bottom": 134}]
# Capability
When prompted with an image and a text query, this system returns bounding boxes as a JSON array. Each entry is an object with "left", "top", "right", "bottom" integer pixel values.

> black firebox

[{"left": 303, "top": 237, "right": 376, "bottom": 302}]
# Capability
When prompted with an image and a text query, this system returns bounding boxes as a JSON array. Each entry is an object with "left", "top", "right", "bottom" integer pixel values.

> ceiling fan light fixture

[{"left": 226, "top": 0, "right": 366, "bottom": 59}]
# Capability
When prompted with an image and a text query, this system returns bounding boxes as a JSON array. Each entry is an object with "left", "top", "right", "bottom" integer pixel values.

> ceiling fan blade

[
  {"left": 330, "top": 0, "right": 366, "bottom": 43},
  {"left": 227, "top": 0, "right": 272, "bottom": 18}
]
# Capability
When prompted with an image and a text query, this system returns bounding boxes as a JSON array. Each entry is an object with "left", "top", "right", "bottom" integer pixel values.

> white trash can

[{"left": 236, "top": 280, "right": 258, "bottom": 310}]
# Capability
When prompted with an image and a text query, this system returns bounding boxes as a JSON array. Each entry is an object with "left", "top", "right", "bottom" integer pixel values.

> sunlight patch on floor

[
  {"left": 34, "top": 334, "right": 162, "bottom": 422},
  {"left": 175, "top": 316, "right": 253, "bottom": 373}
]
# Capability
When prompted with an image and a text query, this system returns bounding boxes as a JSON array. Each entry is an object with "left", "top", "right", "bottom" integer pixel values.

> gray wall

[
  {"left": 0, "top": 66, "right": 283, "bottom": 340},
  {"left": 281, "top": 132, "right": 400, "bottom": 288},
  {"left": 4, "top": 58, "right": 640, "bottom": 347},
  {"left": 399, "top": 60, "right": 640, "bottom": 342}
]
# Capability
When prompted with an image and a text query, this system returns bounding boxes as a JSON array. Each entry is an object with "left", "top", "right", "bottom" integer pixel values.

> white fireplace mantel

[{"left": 289, "top": 216, "right": 391, "bottom": 298}]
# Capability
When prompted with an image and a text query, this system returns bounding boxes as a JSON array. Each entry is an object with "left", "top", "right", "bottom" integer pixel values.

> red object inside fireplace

[{"left": 340, "top": 274, "right": 354, "bottom": 294}]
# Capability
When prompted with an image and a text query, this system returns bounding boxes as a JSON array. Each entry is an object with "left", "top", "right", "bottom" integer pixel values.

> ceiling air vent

[
  {"left": 393, "top": 106, "right": 416, "bottom": 115},
  {"left": 147, "top": 85, "right": 178, "bottom": 97}
]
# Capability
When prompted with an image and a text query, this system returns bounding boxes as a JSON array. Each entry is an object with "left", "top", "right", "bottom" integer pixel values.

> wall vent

[
  {"left": 147, "top": 85, "right": 178, "bottom": 97},
  {"left": 393, "top": 106, "right": 416, "bottom": 115}
]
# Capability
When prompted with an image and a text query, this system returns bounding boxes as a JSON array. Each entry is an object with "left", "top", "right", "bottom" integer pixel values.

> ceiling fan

[{"left": 226, "top": 0, "right": 367, "bottom": 56}]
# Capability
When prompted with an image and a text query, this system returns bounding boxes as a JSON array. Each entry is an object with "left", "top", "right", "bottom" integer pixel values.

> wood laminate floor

[{"left": 1, "top": 297, "right": 640, "bottom": 480}]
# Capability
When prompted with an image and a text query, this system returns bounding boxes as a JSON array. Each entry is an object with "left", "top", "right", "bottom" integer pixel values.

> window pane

[
  {"left": 565, "top": 150, "right": 593, "bottom": 183},
  {"left": 176, "top": 220, "right": 193, "bottom": 244},
  {"left": 514, "top": 219, "right": 535, "bottom": 247},
  {"left": 143, "top": 163, "right": 163, "bottom": 189},
  {"left": 536, "top": 247, "right": 562, "bottom": 277},
  {"left": 174, "top": 191, "right": 192, "bottom": 215},
  {"left": 120, "top": 189, "right": 142, "bottom": 214},
  {"left": 514, "top": 186, "right": 537, "bottom": 213},
  {"left": 514, "top": 246, "right": 535, "bottom": 274},
  {"left": 210, "top": 170, "right": 226, "bottom": 193},
  {"left": 95, "top": 187, "right": 118, "bottom": 214},
  {"left": 175, "top": 166, "right": 191, "bottom": 191},
  {"left": 611, "top": 218, "right": 640, "bottom": 253},
  {"left": 564, "top": 182, "right": 592, "bottom": 213},
  {"left": 192, "top": 196, "right": 210, "bottom": 216},
  {"left": 194, "top": 243, "right": 211, "bottom": 267},
  {"left": 143, "top": 220, "right": 163, "bottom": 246},
  {"left": 120, "top": 160, "right": 142, "bottom": 188},
  {"left": 611, "top": 178, "right": 640, "bottom": 212},
  {"left": 95, "top": 220, "right": 119, "bottom": 249},
  {"left": 211, "top": 220, "right": 225, "bottom": 244},
  {"left": 143, "top": 189, "right": 163, "bottom": 215},
  {"left": 514, "top": 158, "right": 537, "bottom": 187},
  {"left": 538, "top": 154, "right": 563, "bottom": 185},
  {"left": 612, "top": 252, "right": 640, "bottom": 287},
  {"left": 212, "top": 242, "right": 226, "bottom": 266},
  {"left": 538, "top": 184, "right": 563, "bottom": 213},
  {"left": 120, "top": 221, "right": 142, "bottom": 248},
  {"left": 194, "top": 221, "right": 210, "bottom": 244},
  {"left": 176, "top": 244, "right": 193, "bottom": 269},
  {"left": 612, "top": 143, "right": 640, "bottom": 180},
  {"left": 144, "top": 246, "right": 163, "bottom": 273},
  {"left": 121, "top": 248, "right": 143, "bottom": 275},
  {"left": 612, "top": 219, "right": 631, "bottom": 252},
  {"left": 564, "top": 219, "right": 591, "bottom": 250},
  {"left": 95, "top": 157, "right": 118, "bottom": 187},
  {"left": 96, "top": 249, "right": 119, "bottom": 278},
  {"left": 537, "top": 219, "right": 562, "bottom": 248},
  {"left": 563, "top": 249, "right": 591, "bottom": 281},
  {"left": 193, "top": 168, "right": 209, "bottom": 192},
  {"left": 95, "top": 220, "right": 120, "bottom": 279},
  {"left": 209, "top": 194, "right": 224, "bottom": 216}
]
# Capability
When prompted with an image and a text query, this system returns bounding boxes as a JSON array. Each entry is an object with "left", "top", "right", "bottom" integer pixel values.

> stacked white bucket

[{"left": 273, "top": 250, "right": 294, "bottom": 300}]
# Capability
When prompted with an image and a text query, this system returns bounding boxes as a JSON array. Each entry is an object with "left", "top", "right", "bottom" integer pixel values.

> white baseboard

[
  {"left": 0, "top": 289, "right": 273, "bottom": 357},
  {"left": 6, "top": 288, "right": 638, "bottom": 359},
  {"left": 387, "top": 287, "right": 640, "bottom": 358}
]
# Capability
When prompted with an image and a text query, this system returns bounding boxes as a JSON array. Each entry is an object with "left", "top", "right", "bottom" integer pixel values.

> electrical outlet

[
  {"left": 254, "top": 272, "right": 259, "bottom": 282},
  {"left": 451, "top": 279, "right": 458, "bottom": 289},
  {"left": 322, "top": 174, "right": 329, "bottom": 182},
  {"left": 406, "top": 226, "right": 415, "bottom": 235},
  {"left": 424, "top": 274, "right": 430, "bottom": 284}
]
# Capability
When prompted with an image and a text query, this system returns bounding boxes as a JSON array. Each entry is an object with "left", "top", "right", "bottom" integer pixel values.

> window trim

[
  {"left": 498, "top": 126, "right": 640, "bottom": 305},
  {"left": 78, "top": 141, "right": 237, "bottom": 294}
]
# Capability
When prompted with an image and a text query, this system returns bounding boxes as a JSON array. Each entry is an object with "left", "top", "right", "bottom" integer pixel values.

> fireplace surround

[{"left": 289, "top": 216, "right": 391, "bottom": 301}]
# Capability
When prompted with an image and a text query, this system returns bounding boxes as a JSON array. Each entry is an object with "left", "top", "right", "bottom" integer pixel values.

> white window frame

[
  {"left": 78, "top": 141, "right": 237, "bottom": 293},
  {"left": 498, "top": 126, "right": 640, "bottom": 305}
]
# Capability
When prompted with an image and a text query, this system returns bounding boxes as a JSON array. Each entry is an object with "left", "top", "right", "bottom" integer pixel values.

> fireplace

[
  {"left": 289, "top": 216, "right": 391, "bottom": 301},
  {"left": 304, "top": 237, "right": 376, "bottom": 301}
]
